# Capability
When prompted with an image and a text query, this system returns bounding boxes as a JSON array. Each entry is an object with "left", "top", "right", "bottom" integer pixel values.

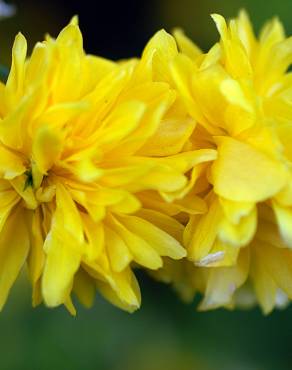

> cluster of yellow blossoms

[{"left": 1, "top": 11, "right": 292, "bottom": 315}]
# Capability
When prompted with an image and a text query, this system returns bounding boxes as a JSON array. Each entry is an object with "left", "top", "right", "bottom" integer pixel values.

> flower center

[
  {"left": 24, "top": 170, "right": 34, "bottom": 190},
  {"left": 16, "top": 164, "right": 56, "bottom": 210}
]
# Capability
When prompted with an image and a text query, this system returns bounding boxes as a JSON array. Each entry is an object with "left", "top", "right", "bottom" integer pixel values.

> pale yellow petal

[
  {"left": 212, "top": 137, "right": 288, "bottom": 202},
  {"left": 199, "top": 248, "right": 249, "bottom": 310},
  {"left": 251, "top": 244, "right": 277, "bottom": 314}
]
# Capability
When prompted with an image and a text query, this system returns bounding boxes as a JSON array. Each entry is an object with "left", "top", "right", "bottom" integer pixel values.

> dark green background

[
  {"left": 2, "top": 272, "right": 292, "bottom": 370},
  {"left": 0, "top": 1, "right": 292, "bottom": 369}
]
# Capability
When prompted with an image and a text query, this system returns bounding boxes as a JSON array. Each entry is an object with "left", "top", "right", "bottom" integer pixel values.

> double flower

[{"left": 0, "top": 12, "right": 291, "bottom": 314}]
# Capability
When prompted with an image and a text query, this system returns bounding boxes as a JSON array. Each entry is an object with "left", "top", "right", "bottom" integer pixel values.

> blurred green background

[{"left": 0, "top": 1, "right": 292, "bottom": 369}]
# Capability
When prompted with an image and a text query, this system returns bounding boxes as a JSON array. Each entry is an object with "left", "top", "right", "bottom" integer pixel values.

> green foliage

[
  {"left": 0, "top": 64, "right": 8, "bottom": 83},
  {"left": 0, "top": 274, "right": 291, "bottom": 370}
]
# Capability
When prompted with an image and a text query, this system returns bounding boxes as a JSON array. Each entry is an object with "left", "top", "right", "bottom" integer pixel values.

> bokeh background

[{"left": 1, "top": 1, "right": 292, "bottom": 369}]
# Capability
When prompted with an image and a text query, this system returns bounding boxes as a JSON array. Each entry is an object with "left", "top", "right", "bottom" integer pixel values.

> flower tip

[
  {"left": 172, "top": 27, "right": 184, "bottom": 38},
  {"left": 210, "top": 13, "right": 227, "bottom": 36},
  {"left": 128, "top": 306, "right": 140, "bottom": 314},
  {"left": 238, "top": 8, "right": 249, "bottom": 19},
  {"left": 70, "top": 15, "right": 79, "bottom": 26},
  {"left": 210, "top": 13, "right": 221, "bottom": 21},
  {"left": 65, "top": 299, "right": 77, "bottom": 316},
  {"left": 127, "top": 297, "right": 142, "bottom": 313},
  {"left": 173, "top": 244, "right": 187, "bottom": 260},
  {"left": 11, "top": 32, "right": 27, "bottom": 62},
  {"left": 15, "top": 31, "right": 26, "bottom": 43},
  {"left": 152, "top": 28, "right": 173, "bottom": 43}
]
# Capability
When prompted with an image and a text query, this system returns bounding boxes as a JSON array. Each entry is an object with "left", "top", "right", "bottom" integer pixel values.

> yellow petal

[
  {"left": 259, "top": 17, "right": 284, "bottom": 46},
  {"left": 71, "top": 159, "right": 103, "bottom": 183},
  {"left": 34, "top": 101, "right": 88, "bottom": 131},
  {"left": 64, "top": 296, "right": 76, "bottom": 316},
  {"left": 120, "top": 215, "right": 186, "bottom": 260},
  {"left": 199, "top": 247, "right": 249, "bottom": 310},
  {"left": 272, "top": 201, "right": 292, "bottom": 247},
  {"left": 0, "top": 207, "right": 30, "bottom": 310},
  {"left": 253, "top": 240, "right": 292, "bottom": 299},
  {"left": 173, "top": 28, "right": 202, "bottom": 60},
  {"left": 251, "top": 244, "right": 277, "bottom": 314},
  {"left": 0, "top": 92, "right": 34, "bottom": 149},
  {"left": 0, "top": 145, "right": 26, "bottom": 179},
  {"left": 73, "top": 269, "right": 95, "bottom": 308},
  {"left": 27, "top": 208, "right": 45, "bottom": 284},
  {"left": 211, "top": 14, "right": 252, "bottom": 79},
  {"left": 24, "top": 42, "right": 49, "bottom": 92},
  {"left": 170, "top": 54, "right": 222, "bottom": 134},
  {"left": 275, "top": 172, "right": 292, "bottom": 206},
  {"left": 109, "top": 193, "right": 141, "bottom": 214},
  {"left": 136, "top": 165, "right": 187, "bottom": 193},
  {"left": 50, "top": 37, "right": 83, "bottom": 103},
  {"left": 6, "top": 32, "right": 27, "bottom": 107},
  {"left": 96, "top": 267, "right": 141, "bottom": 312},
  {"left": 99, "top": 101, "right": 146, "bottom": 146},
  {"left": 56, "top": 184, "right": 84, "bottom": 243},
  {"left": 212, "top": 137, "right": 288, "bottom": 202},
  {"left": 158, "top": 149, "right": 217, "bottom": 175},
  {"left": 139, "top": 191, "right": 206, "bottom": 216},
  {"left": 109, "top": 215, "right": 162, "bottom": 270},
  {"left": 42, "top": 185, "right": 84, "bottom": 306},
  {"left": 82, "top": 214, "right": 104, "bottom": 261},
  {"left": 42, "top": 224, "right": 81, "bottom": 307},
  {"left": 136, "top": 208, "right": 184, "bottom": 242},
  {"left": 32, "top": 126, "right": 63, "bottom": 174},
  {"left": 197, "top": 238, "right": 239, "bottom": 267},
  {"left": 0, "top": 188, "right": 20, "bottom": 232},
  {"left": 218, "top": 205, "right": 257, "bottom": 247},
  {"left": 211, "top": 14, "right": 228, "bottom": 40},
  {"left": 237, "top": 10, "right": 256, "bottom": 56},
  {"left": 220, "top": 78, "right": 253, "bottom": 112},
  {"left": 10, "top": 176, "right": 38, "bottom": 209},
  {"left": 219, "top": 197, "right": 254, "bottom": 224},
  {"left": 105, "top": 225, "right": 132, "bottom": 272},
  {"left": 138, "top": 117, "right": 196, "bottom": 157},
  {"left": 138, "top": 29, "right": 177, "bottom": 84},
  {"left": 186, "top": 195, "right": 222, "bottom": 262}
]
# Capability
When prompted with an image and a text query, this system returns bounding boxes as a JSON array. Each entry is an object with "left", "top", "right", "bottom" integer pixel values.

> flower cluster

[{"left": 1, "top": 12, "right": 292, "bottom": 314}]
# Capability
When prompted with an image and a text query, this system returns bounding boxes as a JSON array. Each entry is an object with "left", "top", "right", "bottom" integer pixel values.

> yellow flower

[
  {"left": 2, "top": 9, "right": 290, "bottom": 316},
  {"left": 0, "top": 17, "right": 218, "bottom": 314},
  {"left": 155, "top": 11, "right": 292, "bottom": 313}
]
